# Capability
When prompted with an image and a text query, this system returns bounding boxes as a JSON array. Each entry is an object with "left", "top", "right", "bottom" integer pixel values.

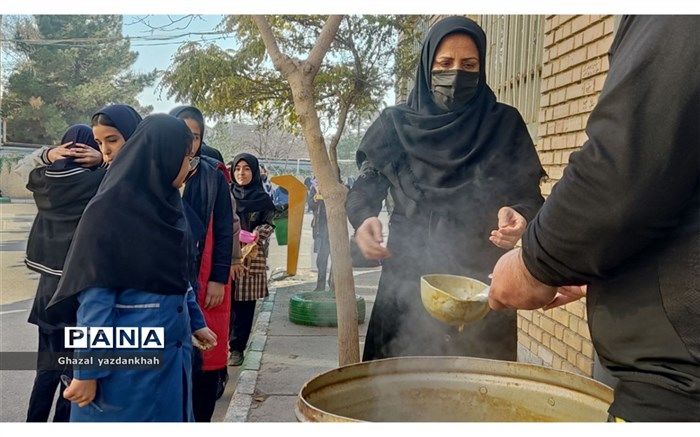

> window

[{"left": 477, "top": 15, "right": 545, "bottom": 139}]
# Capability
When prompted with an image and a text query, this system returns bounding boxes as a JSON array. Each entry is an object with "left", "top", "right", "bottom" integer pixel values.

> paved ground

[
  {"left": 0, "top": 203, "right": 42, "bottom": 422},
  {"left": 224, "top": 268, "right": 380, "bottom": 422},
  {"left": 0, "top": 201, "right": 386, "bottom": 422}
]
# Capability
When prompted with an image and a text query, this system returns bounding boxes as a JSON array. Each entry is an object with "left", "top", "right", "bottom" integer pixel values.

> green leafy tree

[
  {"left": 2, "top": 15, "right": 156, "bottom": 144},
  {"left": 161, "top": 15, "right": 421, "bottom": 174}
]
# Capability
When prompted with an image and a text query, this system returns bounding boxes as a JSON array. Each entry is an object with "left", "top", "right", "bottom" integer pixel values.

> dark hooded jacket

[
  {"left": 25, "top": 125, "right": 107, "bottom": 329},
  {"left": 26, "top": 106, "right": 143, "bottom": 327}
]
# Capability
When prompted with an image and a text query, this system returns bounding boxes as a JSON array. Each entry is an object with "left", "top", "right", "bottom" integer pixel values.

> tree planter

[{"left": 289, "top": 291, "right": 366, "bottom": 327}]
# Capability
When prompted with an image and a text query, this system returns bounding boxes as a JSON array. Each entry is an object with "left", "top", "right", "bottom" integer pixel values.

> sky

[
  {"left": 123, "top": 14, "right": 397, "bottom": 119},
  {"left": 122, "top": 15, "right": 236, "bottom": 114},
  {"left": 2, "top": 14, "right": 398, "bottom": 130}
]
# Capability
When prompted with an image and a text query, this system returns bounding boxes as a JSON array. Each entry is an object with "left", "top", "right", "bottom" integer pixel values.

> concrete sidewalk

[{"left": 224, "top": 268, "right": 380, "bottom": 422}]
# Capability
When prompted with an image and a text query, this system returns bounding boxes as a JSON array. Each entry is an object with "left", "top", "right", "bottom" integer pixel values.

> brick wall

[{"left": 517, "top": 15, "right": 616, "bottom": 376}]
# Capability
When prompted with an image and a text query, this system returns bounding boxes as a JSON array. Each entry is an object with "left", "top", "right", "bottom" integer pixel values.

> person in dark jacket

[
  {"left": 228, "top": 153, "right": 276, "bottom": 366},
  {"left": 200, "top": 141, "right": 225, "bottom": 163},
  {"left": 488, "top": 16, "right": 699, "bottom": 422},
  {"left": 309, "top": 183, "right": 331, "bottom": 291},
  {"left": 24, "top": 106, "right": 142, "bottom": 422},
  {"left": 170, "top": 105, "right": 238, "bottom": 421},
  {"left": 346, "top": 16, "right": 545, "bottom": 361},
  {"left": 24, "top": 125, "right": 106, "bottom": 422}
]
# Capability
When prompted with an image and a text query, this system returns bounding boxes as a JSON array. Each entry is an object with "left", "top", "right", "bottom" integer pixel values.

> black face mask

[
  {"left": 431, "top": 69, "right": 480, "bottom": 111},
  {"left": 183, "top": 156, "right": 200, "bottom": 185}
]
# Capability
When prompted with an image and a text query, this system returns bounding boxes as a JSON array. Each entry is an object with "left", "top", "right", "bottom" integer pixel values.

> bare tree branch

[
  {"left": 328, "top": 100, "right": 350, "bottom": 179},
  {"left": 305, "top": 15, "right": 343, "bottom": 77},
  {"left": 252, "top": 16, "right": 296, "bottom": 77},
  {"left": 127, "top": 15, "right": 200, "bottom": 33},
  {"left": 329, "top": 100, "right": 350, "bottom": 152}
]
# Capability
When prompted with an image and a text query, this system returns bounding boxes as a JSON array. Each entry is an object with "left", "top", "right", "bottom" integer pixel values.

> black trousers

[
  {"left": 315, "top": 233, "right": 332, "bottom": 290},
  {"left": 229, "top": 300, "right": 257, "bottom": 353},
  {"left": 26, "top": 328, "right": 71, "bottom": 422},
  {"left": 192, "top": 369, "right": 223, "bottom": 422}
]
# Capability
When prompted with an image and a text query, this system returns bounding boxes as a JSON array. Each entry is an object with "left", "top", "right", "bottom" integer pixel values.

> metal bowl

[
  {"left": 420, "top": 274, "right": 490, "bottom": 327},
  {"left": 296, "top": 356, "right": 613, "bottom": 422}
]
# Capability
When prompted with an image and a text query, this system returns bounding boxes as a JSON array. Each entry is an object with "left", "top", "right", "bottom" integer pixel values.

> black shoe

[
  {"left": 216, "top": 369, "right": 228, "bottom": 400},
  {"left": 228, "top": 351, "right": 244, "bottom": 366}
]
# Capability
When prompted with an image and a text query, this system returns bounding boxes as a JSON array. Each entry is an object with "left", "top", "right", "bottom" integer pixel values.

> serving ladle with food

[{"left": 420, "top": 274, "right": 490, "bottom": 331}]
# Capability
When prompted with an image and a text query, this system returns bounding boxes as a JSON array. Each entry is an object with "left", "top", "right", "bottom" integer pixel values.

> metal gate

[{"left": 476, "top": 15, "right": 544, "bottom": 136}]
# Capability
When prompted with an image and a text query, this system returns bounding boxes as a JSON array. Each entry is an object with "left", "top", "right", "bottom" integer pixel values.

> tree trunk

[
  {"left": 328, "top": 144, "right": 340, "bottom": 181},
  {"left": 253, "top": 15, "right": 360, "bottom": 366},
  {"left": 288, "top": 74, "right": 360, "bottom": 366}
]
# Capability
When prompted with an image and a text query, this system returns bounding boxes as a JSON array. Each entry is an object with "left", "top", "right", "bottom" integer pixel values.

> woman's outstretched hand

[
  {"left": 355, "top": 217, "right": 391, "bottom": 260},
  {"left": 490, "top": 207, "right": 527, "bottom": 249}
]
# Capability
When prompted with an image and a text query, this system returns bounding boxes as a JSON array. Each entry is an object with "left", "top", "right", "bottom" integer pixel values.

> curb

[
  {"left": 223, "top": 270, "right": 381, "bottom": 422},
  {"left": 223, "top": 287, "right": 277, "bottom": 422}
]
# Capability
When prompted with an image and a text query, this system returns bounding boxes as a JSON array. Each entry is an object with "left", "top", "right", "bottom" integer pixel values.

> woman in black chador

[{"left": 346, "top": 16, "right": 545, "bottom": 361}]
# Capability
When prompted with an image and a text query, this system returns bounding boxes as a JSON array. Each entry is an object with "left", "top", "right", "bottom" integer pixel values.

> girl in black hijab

[
  {"left": 346, "top": 16, "right": 545, "bottom": 361},
  {"left": 90, "top": 104, "right": 143, "bottom": 165},
  {"left": 24, "top": 124, "right": 106, "bottom": 423},
  {"left": 51, "top": 114, "right": 217, "bottom": 422},
  {"left": 169, "top": 105, "right": 238, "bottom": 421},
  {"left": 228, "top": 153, "right": 276, "bottom": 366},
  {"left": 16, "top": 104, "right": 142, "bottom": 176}
]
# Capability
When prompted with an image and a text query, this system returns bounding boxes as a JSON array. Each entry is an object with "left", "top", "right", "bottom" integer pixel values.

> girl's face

[
  {"left": 172, "top": 153, "right": 196, "bottom": 188},
  {"left": 234, "top": 160, "right": 253, "bottom": 186},
  {"left": 182, "top": 118, "right": 202, "bottom": 156},
  {"left": 92, "top": 124, "right": 126, "bottom": 164}
]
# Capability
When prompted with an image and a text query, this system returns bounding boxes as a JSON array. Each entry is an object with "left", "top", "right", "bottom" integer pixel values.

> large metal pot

[{"left": 296, "top": 356, "right": 613, "bottom": 422}]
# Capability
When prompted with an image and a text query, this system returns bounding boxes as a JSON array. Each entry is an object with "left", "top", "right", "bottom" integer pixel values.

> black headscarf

[
  {"left": 92, "top": 104, "right": 142, "bottom": 142},
  {"left": 357, "top": 16, "right": 544, "bottom": 217},
  {"left": 49, "top": 114, "right": 194, "bottom": 308},
  {"left": 48, "top": 124, "right": 100, "bottom": 172},
  {"left": 170, "top": 105, "right": 205, "bottom": 156},
  {"left": 230, "top": 153, "right": 275, "bottom": 215}
]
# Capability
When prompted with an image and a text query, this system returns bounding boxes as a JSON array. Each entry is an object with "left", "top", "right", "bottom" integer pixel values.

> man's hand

[
  {"left": 204, "top": 282, "right": 225, "bottom": 309},
  {"left": 63, "top": 378, "right": 97, "bottom": 408},
  {"left": 231, "top": 264, "right": 247, "bottom": 281},
  {"left": 543, "top": 285, "right": 587, "bottom": 310},
  {"left": 488, "top": 248, "right": 557, "bottom": 310},
  {"left": 489, "top": 207, "right": 527, "bottom": 249},
  {"left": 193, "top": 327, "right": 218, "bottom": 350},
  {"left": 355, "top": 217, "right": 391, "bottom": 260}
]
